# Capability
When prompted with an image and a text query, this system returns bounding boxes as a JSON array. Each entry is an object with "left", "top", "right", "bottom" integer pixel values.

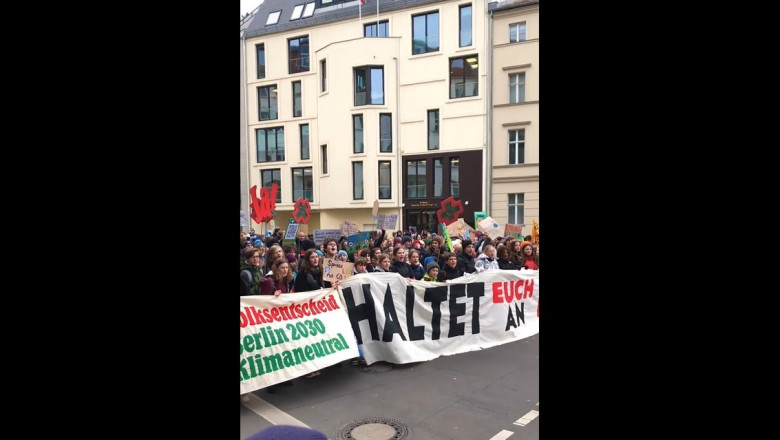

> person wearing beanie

[
  {"left": 244, "top": 425, "right": 328, "bottom": 440},
  {"left": 423, "top": 260, "right": 440, "bottom": 281},
  {"left": 336, "top": 249, "right": 349, "bottom": 262},
  {"left": 253, "top": 239, "right": 263, "bottom": 247}
]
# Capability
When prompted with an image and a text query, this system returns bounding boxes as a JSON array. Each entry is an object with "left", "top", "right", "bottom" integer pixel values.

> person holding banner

[
  {"left": 407, "top": 249, "right": 425, "bottom": 280},
  {"left": 294, "top": 249, "right": 326, "bottom": 292},
  {"left": 496, "top": 245, "right": 518, "bottom": 270},
  {"left": 438, "top": 252, "right": 464, "bottom": 281},
  {"left": 389, "top": 247, "right": 414, "bottom": 280},
  {"left": 259, "top": 258, "right": 294, "bottom": 296}
]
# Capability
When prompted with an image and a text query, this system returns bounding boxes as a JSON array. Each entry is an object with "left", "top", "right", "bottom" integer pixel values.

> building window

[
  {"left": 353, "top": 114, "right": 364, "bottom": 153},
  {"left": 407, "top": 160, "right": 426, "bottom": 198},
  {"left": 412, "top": 11, "right": 439, "bottom": 54},
  {"left": 379, "top": 161, "right": 391, "bottom": 199},
  {"left": 300, "top": 124, "right": 310, "bottom": 160},
  {"left": 320, "top": 59, "right": 327, "bottom": 92},
  {"left": 261, "top": 169, "right": 282, "bottom": 203},
  {"left": 364, "top": 20, "right": 389, "bottom": 37},
  {"left": 510, "top": 22, "right": 526, "bottom": 43},
  {"left": 508, "top": 193, "right": 524, "bottom": 224},
  {"left": 266, "top": 10, "right": 281, "bottom": 25},
  {"left": 380, "top": 113, "right": 392, "bottom": 152},
  {"left": 450, "top": 157, "right": 460, "bottom": 197},
  {"left": 354, "top": 66, "right": 384, "bottom": 106},
  {"left": 258, "top": 85, "right": 278, "bottom": 120},
  {"left": 302, "top": 2, "right": 315, "bottom": 17},
  {"left": 256, "top": 43, "right": 265, "bottom": 79},
  {"left": 292, "top": 167, "right": 313, "bottom": 202},
  {"left": 450, "top": 56, "right": 478, "bottom": 98},
  {"left": 433, "top": 158, "right": 443, "bottom": 197},
  {"left": 288, "top": 36, "right": 310, "bottom": 74},
  {"left": 292, "top": 81, "right": 302, "bottom": 117},
  {"left": 291, "top": 4, "right": 304, "bottom": 20},
  {"left": 509, "top": 129, "right": 525, "bottom": 164},
  {"left": 459, "top": 4, "right": 472, "bottom": 47},
  {"left": 256, "top": 127, "right": 285, "bottom": 163},
  {"left": 510, "top": 73, "right": 525, "bottom": 104},
  {"left": 353, "top": 161, "right": 364, "bottom": 200},
  {"left": 427, "top": 109, "right": 439, "bottom": 150},
  {"left": 321, "top": 145, "right": 328, "bottom": 174}
]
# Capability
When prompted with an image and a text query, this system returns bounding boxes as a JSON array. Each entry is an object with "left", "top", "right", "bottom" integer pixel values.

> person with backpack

[{"left": 240, "top": 248, "right": 265, "bottom": 296}]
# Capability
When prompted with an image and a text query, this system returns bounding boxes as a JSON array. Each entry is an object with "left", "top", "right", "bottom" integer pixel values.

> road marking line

[
  {"left": 513, "top": 409, "right": 539, "bottom": 426},
  {"left": 242, "top": 393, "right": 309, "bottom": 428},
  {"left": 489, "top": 429, "right": 515, "bottom": 440}
]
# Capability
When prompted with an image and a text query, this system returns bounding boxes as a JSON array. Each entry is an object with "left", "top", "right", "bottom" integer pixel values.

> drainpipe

[
  {"left": 394, "top": 56, "right": 402, "bottom": 231},
  {"left": 485, "top": 1, "right": 495, "bottom": 216},
  {"left": 241, "top": 29, "right": 252, "bottom": 234}
]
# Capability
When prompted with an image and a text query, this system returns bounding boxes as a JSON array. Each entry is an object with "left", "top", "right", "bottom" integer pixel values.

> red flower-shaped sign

[
  {"left": 436, "top": 196, "right": 464, "bottom": 226},
  {"left": 292, "top": 198, "right": 312, "bottom": 224},
  {"left": 249, "top": 184, "right": 278, "bottom": 223}
]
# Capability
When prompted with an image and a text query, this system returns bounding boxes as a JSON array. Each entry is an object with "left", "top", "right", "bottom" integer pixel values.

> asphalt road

[{"left": 240, "top": 334, "right": 539, "bottom": 440}]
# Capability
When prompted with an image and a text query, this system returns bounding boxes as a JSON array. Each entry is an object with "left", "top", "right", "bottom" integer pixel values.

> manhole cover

[
  {"left": 360, "top": 361, "right": 394, "bottom": 373},
  {"left": 336, "top": 417, "right": 410, "bottom": 440}
]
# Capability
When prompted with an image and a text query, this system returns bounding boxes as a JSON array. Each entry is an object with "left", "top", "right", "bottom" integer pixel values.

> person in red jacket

[{"left": 518, "top": 241, "right": 539, "bottom": 270}]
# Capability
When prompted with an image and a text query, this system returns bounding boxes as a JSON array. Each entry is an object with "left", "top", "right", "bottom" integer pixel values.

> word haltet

[
  {"left": 240, "top": 333, "right": 351, "bottom": 381},
  {"left": 240, "top": 294, "right": 340, "bottom": 328},
  {"left": 342, "top": 280, "right": 535, "bottom": 344}
]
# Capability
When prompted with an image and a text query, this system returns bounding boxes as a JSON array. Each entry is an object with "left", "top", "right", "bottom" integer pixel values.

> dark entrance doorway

[{"left": 405, "top": 210, "right": 438, "bottom": 235}]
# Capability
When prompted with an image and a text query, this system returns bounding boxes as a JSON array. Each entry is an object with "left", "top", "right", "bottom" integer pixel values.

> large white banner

[
  {"left": 336, "top": 270, "right": 539, "bottom": 365},
  {"left": 240, "top": 290, "right": 360, "bottom": 394}
]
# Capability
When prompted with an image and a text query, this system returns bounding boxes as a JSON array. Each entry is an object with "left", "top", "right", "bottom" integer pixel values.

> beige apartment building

[
  {"left": 240, "top": 0, "right": 539, "bottom": 236},
  {"left": 488, "top": 0, "right": 539, "bottom": 235}
]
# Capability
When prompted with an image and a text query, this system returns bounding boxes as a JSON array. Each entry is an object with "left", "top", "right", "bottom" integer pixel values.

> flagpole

[
  {"left": 377, "top": 0, "right": 379, "bottom": 24},
  {"left": 359, "top": 2, "right": 362, "bottom": 26}
]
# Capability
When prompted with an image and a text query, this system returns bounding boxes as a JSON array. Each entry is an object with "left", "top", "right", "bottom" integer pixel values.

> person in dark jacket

[
  {"left": 407, "top": 249, "right": 425, "bottom": 280},
  {"left": 437, "top": 252, "right": 464, "bottom": 281},
  {"left": 496, "top": 245, "right": 518, "bottom": 270},
  {"left": 456, "top": 240, "right": 476, "bottom": 274},
  {"left": 388, "top": 246, "right": 414, "bottom": 280},
  {"left": 294, "top": 249, "right": 325, "bottom": 293},
  {"left": 240, "top": 248, "right": 265, "bottom": 296}
]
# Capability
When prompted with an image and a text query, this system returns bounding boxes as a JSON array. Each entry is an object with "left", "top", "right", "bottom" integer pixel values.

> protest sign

[
  {"left": 323, "top": 258, "right": 354, "bottom": 283},
  {"left": 344, "top": 232, "right": 371, "bottom": 254},
  {"left": 314, "top": 229, "right": 342, "bottom": 245},
  {"left": 504, "top": 223, "right": 523, "bottom": 239}
]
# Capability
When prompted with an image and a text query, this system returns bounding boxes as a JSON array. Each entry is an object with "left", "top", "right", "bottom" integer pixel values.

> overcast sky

[{"left": 241, "top": 0, "right": 263, "bottom": 17}]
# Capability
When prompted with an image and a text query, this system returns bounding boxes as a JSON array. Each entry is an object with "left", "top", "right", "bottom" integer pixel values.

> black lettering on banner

[
  {"left": 382, "top": 283, "right": 407, "bottom": 342},
  {"left": 341, "top": 284, "right": 380, "bottom": 344},
  {"left": 515, "top": 302, "right": 525, "bottom": 325},
  {"left": 467, "top": 282, "right": 484, "bottom": 334},
  {"left": 424, "top": 286, "right": 449, "bottom": 340},
  {"left": 406, "top": 284, "right": 424, "bottom": 341},
  {"left": 448, "top": 284, "right": 466, "bottom": 337}
]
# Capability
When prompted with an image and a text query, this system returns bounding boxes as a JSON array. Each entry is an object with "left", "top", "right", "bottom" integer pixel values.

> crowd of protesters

[
  {"left": 241, "top": 226, "right": 539, "bottom": 296},
  {"left": 239, "top": 225, "right": 538, "bottom": 400}
]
